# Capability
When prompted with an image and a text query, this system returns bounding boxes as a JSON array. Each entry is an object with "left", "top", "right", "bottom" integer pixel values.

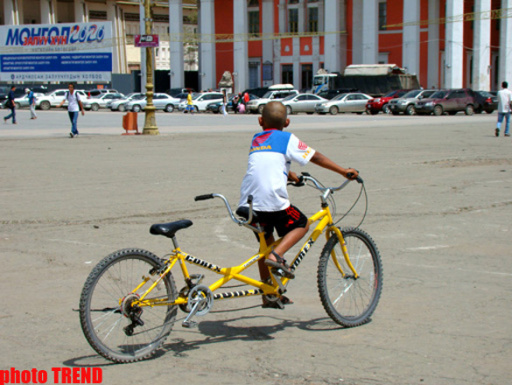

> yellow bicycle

[{"left": 79, "top": 173, "right": 383, "bottom": 363}]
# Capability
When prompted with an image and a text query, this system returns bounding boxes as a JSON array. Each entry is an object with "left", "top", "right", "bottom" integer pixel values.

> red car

[{"left": 366, "top": 89, "right": 410, "bottom": 114}]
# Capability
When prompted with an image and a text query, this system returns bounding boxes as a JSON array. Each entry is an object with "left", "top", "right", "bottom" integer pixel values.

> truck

[{"left": 312, "top": 64, "right": 420, "bottom": 97}]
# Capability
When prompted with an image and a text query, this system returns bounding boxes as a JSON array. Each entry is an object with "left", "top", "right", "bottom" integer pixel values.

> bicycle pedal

[{"left": 182, "top": 320, "right": 198, "bottom": 329}]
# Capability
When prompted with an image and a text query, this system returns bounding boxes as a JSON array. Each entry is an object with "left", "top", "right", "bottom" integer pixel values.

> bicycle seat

[
  {"left": 150, "top": 220, "right": 193, "bottom": 238},
  {"left": 235, "top": 206, "right": 259, "bottom": 223}
]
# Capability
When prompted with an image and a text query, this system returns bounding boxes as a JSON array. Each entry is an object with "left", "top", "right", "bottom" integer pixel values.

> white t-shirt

[
  {"left": 239, "top": 129, "right": 316, "bottom": 211},
  {"left": 66, "top": 91, "right": 81, "bottom": 112},
  {"left": 497, "top": 88, "right": 512, "bottom": 113}
]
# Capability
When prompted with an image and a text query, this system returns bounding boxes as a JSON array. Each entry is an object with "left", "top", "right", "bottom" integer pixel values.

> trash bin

[{"left": 122, "top": 112, "right": 139, "bottom": 135}]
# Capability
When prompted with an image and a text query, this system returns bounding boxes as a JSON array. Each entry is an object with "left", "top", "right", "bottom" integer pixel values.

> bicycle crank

[{"left": 182, "top": 285, "right": 213, "bottom": 328}]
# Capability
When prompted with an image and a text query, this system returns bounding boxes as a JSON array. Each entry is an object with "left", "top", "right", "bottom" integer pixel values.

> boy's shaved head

[{"left": 261, "top": 101, "right": 288, "bottom": 129}]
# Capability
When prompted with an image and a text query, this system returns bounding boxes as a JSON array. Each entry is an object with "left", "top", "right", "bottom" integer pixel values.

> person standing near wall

[
  {"left": 58, "top": 83, "right": 85, "bottom": 138},
  {"left": 496, "top": 81, "right": 512, "bottom": 137}
]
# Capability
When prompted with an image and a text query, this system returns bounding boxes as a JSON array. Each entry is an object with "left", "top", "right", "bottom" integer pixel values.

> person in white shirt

[
  {"left": 58, "top": 83, "right": 85, "bottom": 138},
  {"left": 239, "top": 101, "right": 358, "bottom": 306},
  {"left": 496, "top": 81, "right": 512, "bottom": 137}
]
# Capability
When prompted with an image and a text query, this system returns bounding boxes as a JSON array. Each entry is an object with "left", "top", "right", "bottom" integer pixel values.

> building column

[
  {"left": 402, "top": 0, "right": 420, "bottom": 77},
  {"left": 169, "top": 0, "right": 185, "bottom": 89},
  {"left": 199, "top": 0, "right": 216, "bottom": 90},
  {"left": 278, "top": 0, "right": 286, "bottom": 33},
  {"left": 427, "top": 0, "right": 439, "bottom": 88},
  {"left": 5, "top": 0, "right": 21, "bottom": 24},
  {"left": 40, "top": 0, "right": 57, "bottom": 25},
  {"left": 352, "top": 0, "right": 377, "bottom": 64},
  {"left": 472, "top": 0, "right": 491, "bottom": 91},
  {"left": 499, "top": 0, "right": 512, "bottom": 84},
  {"left": 233, "top": 0, "right": 249, "bottom": 93},
  {"left": 262, "top": 0, "right": 274, "bottom": 87},
  {"left": 74, "top": 0, "right": 88, "bottom": 23},
  {"left": 324, "top": 0, "right": 341, "bottom": 73},
  {"left": 445, "top": 0, "right": 463, "bottom": 88},
  {"left": 107, "top": 1, "right": 127, "bottom": 74}
]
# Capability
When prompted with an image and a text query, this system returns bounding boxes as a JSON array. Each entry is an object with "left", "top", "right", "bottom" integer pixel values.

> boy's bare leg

[{"left": 270, "top": 224, "right": 309, "bottom": 262}]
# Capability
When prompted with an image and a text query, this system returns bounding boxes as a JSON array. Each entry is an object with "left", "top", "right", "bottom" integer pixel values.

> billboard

[{"left": 0, "top": 22, "right": 113, "bottom": 82}]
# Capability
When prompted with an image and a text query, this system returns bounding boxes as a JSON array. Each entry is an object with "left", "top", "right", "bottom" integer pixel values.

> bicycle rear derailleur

[{"left": 121, "top": 293, "right": 144, "bottom": 337}]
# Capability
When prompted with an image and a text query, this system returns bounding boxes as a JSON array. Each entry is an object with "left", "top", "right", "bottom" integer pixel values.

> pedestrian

[
  {"left": 496, "top": 81, "right": 512, "bottom": 137},
  {"left": 58, "top": 83, "right": 84, "bottom": 138},
  {"left": 26, "top": 88, "right": 37, "bottom": 120},
  {"left": 238, "top": 101, "right": 359, "bottom": 307},
  {"left": 243, "top": 92, "right": 250, "bottom": 105},
  {"left": 185, "top": 90, "right": 195, "bottom": 114},
  {"left": 232, "top": 94, "right": 240, "bottom": 114},
  {"left": 3, "top": 85, "right": 17, "bottom": 124},
  {"left": 221, "top": 89, "right": 228, "bottom": 117}
]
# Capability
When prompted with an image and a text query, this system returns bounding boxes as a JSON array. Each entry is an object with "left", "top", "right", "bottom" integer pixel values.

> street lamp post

[{"left": 142, "top": 0, "right": 158, "bottom": 135}]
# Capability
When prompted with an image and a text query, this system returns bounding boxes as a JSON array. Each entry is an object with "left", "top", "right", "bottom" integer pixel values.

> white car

[
  {"left": 109, "top": 93, "right": 145, "bottom": 112},
  {"left": 36, "top": 89, "right": 87, "bottom": 110},
  {"left": 82, "top": 93, "right": 125, "bottom": 111},
  {"left": 246, "top": 86, "right": 299, "bottom": 114},
  {"left": 13, "top": 92, "right": 44, "bottom": 109},
  {"left": 178, "top": 92, "right": 224, "bottom": 112},
  {"left": 315, "top": 92, "right": 372, "bottom": 115},
  {"left": 125, "top": 93, "right": 181, "bottom": 113}
]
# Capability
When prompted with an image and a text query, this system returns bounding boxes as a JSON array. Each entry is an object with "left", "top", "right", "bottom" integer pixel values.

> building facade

[{"left": 1, "top": 0, "right": 511, "bottom": 94}]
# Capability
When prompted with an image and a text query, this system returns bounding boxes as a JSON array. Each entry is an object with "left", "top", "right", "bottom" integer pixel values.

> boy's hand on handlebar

[
  {"left": 288, "top": 171, "right": 305, "bottom": 186},
  {"left": 345, "top": 168, "right": 359, "bottom": 180}
]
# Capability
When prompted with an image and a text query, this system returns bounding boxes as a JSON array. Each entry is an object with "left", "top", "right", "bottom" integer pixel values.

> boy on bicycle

[{"left": 239, "top": 101, "right": 358, "bottom": 304}]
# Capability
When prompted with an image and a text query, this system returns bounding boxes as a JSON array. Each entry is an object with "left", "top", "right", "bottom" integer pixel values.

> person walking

[
  {"left": 58, "top": 83, "right": 84, "bottom": 138},
  {"left": 221, "top": 89, "right": 228, "bottom": 117},
  {"left": 3, "top": 85, "right": 17, "bottom": 124},
  {"left": 26, "top": 88, "right": 37, "bottom": 120},
  {"left": 185, "top": 90, "right": 194, "bottom": 114},
  {"left": 496, "top": 81, "right": 512, "bottom": 137}
]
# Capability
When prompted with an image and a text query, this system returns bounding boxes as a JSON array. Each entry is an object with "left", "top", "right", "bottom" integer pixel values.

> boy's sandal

[
  {"left": 264, "top": 251, "right": 295, "bottom": 279},
  {"left": 261, "top": 295, "right": 293, "bottom": 309}
]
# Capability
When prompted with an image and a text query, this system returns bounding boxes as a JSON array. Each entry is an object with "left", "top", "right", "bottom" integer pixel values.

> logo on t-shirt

[{"left": 298, "top": 141, "right": 308, "bottom": 150}]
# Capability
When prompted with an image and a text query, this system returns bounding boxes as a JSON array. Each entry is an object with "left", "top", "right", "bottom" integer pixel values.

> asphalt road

[{"left": 0, "top": 109, "right": 510, "bottom": 385}]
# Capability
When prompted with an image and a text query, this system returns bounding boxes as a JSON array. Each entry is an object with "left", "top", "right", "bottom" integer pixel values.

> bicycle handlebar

[{"left": 194, "top": 193, "right": 253, "bottom": 226}]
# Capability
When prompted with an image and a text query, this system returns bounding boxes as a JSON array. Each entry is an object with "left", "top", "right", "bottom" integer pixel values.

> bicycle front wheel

[
  {"left": 79, "top": 249, "right": 178, "bottom": 363},
  {"left": 317, "top": 228, "right": 383, "bottom": 327}
]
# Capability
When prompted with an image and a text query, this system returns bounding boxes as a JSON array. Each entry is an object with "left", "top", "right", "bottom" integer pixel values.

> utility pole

[{"left": 142, "top": 0, "right": 158, "bottom": 135}]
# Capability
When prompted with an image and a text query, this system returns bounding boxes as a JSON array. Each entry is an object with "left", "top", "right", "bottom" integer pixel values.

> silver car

[
  {"left": 109, "top": 93, "right": 144, "bottom": 112},
  {"left": 125, "top": 93, "right": 181, "bottom": 113},
  {"left": 82, "top": 93, "right": 125, "bottom": 111},
  {"left": 281, "top": 93, "right": 327, "bottom": 114},
  {"left": 315, "top": 92, "right": 372, "bottom": 115},
  {"left": 388, "top": 89, "right": 438, "bottom": 115}
]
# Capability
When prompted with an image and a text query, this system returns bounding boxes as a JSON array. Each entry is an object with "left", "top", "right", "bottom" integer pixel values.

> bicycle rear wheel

[
  {"left": 79, "top": 249, "right": 177, "bottom": 363},
  {"left": 317, "top": 228, "right": 383, "bottom": 327}
]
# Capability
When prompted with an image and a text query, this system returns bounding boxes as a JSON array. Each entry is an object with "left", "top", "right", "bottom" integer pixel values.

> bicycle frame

[{"left": 133, "top": 202, "right": 359, "bottom": 310}]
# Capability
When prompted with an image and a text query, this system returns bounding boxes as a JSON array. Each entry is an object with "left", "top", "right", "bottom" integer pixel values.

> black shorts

[{"left": 253, "top": 205, "right": 308, "bottom": 239}]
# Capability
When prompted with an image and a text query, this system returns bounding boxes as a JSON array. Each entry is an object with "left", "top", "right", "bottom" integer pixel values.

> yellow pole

[{"left": 142, "top": 0, "right": 159, "bottom": 135}]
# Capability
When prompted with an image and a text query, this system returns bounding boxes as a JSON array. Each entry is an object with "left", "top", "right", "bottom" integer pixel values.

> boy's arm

[{"left": 310, "top": 151, "right": 359, "bottom": 179}]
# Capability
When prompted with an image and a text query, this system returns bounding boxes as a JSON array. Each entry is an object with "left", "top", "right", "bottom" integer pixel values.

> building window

[
  {"left": 249, "top": 11, "right": 260, "bottom": 35},
  {"left": 289, "top": 0, "right": 299, "bottom": 3},
  {"left": 378, "top": 1, "right": 387, "bottom": 30},
  {"left": 248, "top": 0, "right": 259, "bottom": 5},
  {"left": 288, "top": 8, "right": 298, "bottom": 33},
  {"left": 308, "top": 7, "right": 318, "bottom": 32},
  {"left": 282, "top": 64, "right": 293, "bottom": 84}
]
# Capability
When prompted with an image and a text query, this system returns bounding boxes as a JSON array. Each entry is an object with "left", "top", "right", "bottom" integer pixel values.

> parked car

[
  {"left": 415, "top": 88, "right": 477, "bottom": 116},
  {"left": 125, "top": 93, "right": 181, "bottom": 112},
  {"left": 166, "top": 88, "right": 195, "bottom": 97},
  {"left": 315, "top": 92, "right": 372, "bottom": 115},
  {"left": 366, "top": 89, "right": 410, "bottom": 114},
  {"left": 82, "top": 93, "right": 125, "bottom": 111},
  {"left": 86, "top": 89, "right": 119, "bottom": 98},
  {"left": 206, "top": 94, "right": 259, "bottom": 113},
  {"left": 109, "top": 93, "right": 145, "bottom": 112},
  {"left": 13, "top": 92, "right": 45, "bottom": 109},
  {"left": 474, "top": 90, "right": 498, "bottom": 114},
  {"left": 388, "top": 89, "right": 438, "bottom": 115},
  {"left": 36, "top": 89, "right": 87, "bottom": 110},
  {"left": 246, "top": 85, "right": 299, "bottom": 114},
  {"left": 317, "top": 88, "right": 360, "bottom": 100},
  {"left": 177, "top": 92, "right": 224, "bottom": 112},
  {"left": 281, "top": 93, "right": 327, "bottom": 114}
]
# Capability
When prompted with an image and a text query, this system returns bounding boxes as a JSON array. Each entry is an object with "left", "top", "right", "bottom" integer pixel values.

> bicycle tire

[
  {"left": 79, "top": 249, "right": 177, "bottom": 363},
  {"left": 317, "top": 228, "right": 383, "bottom": 327}
]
